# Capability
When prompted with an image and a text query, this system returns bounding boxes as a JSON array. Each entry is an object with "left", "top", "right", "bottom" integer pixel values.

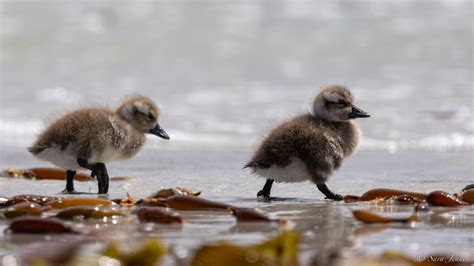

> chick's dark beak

[
  {"left": 349, "top": 105, "right": 370, "bottom": 119},
  {"left": 150, "top": 123, "right": 170, "bottom": 139}
]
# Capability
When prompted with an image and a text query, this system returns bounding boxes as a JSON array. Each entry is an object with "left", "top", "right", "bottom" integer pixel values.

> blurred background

[{"left": 0, "top": 0, "right": 472, "bottom": 152}]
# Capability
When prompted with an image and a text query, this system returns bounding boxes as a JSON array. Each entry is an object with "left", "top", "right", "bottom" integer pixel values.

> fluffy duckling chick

[
  {"left": 245, "top": 85, "right": 369, "bottom": 200},
  {"left": 28, "top": 95, "right": 170, "bottom": 194}
]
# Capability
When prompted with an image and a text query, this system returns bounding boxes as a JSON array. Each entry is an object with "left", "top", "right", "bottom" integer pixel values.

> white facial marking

[
  {"left": 313, "top": 93, "right": 347, "bottom": 122},
  {"left": 313, "top": 99, "right": 335, "bottom": 121},
  {"left": 323, "top": 92, "right": 342, "bottom": 103},
  {"left": 134, "top": 101, "right": 149, "bottom": 115}
]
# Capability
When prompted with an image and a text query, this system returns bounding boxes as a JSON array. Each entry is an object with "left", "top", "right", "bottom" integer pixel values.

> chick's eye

[
  {"left": 147, "top": 114, "right": 154, "bottom": 121},
  {"left": 337, "top": 100, "right": 348, "bottom": 108}
]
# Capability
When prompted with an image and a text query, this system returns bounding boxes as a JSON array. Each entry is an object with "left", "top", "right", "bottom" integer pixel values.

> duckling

[
  {"left": 28, "top": 95, "right": 170, "bottom": 194},
  {"left": 245, "top": 85, "right": 369, "bottom": 200}
]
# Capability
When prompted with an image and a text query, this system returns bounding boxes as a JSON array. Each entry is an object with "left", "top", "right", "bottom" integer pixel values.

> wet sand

[{"left": 1, "top": 148, "right": 473, "bottom": 264}]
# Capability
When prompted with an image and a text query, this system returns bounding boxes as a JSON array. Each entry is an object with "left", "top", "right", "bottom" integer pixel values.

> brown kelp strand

[
  {"left": 109, "top": 176, "right": 131, "bottom": 181},
  {"left": 47, "top": 198, "right": 115, "bottom": 209},
  {"left": 150, "top": 187, "right": 201, "bottom": 199},
  {"left": 395, "top": 194, "right": 426, "bottom": 204},
  {"left": 56, "top": 206, "right": 123, "bottom": 220},
  {"left": 138, "top": 195, "right": 234, "bottom": 211},
  {"left": 352, "top": 210, "right": 417, "bottom": 224},
  {"left": 2, "top": 194, "right": 59, "bottom": 207},
  {"left": 427, "top": 191, "right": 468, "bottom": 207},
  {"left": 89, "top": 208, "right": 123, "bottom": 219},
  {"left": 29, "top": 167, "right": 92, "bottom": 181},
  {"left": 6, "top": 217, "right": 78, "bottom": 234},
  {"left": 111, "top": 193, "right": 136, "bottom": 207},
  {"left": 134, "top": 207, "right": 182, "bottom": 224},
  {"left": 1, "top": 167, "right": 36, "bottom": 178},
  {"left": 151, "top": 189, "right": 180, "bottom": 199},
  {"left": 1, "top": 167, "right": 92, "bottom": 181},
  {"left": 2, "top": 167, "right": 131, "bottom": 182},
  {"left": 165, "top": 195, "right": 235, "bottom": 211},
  {"left": 360, "top": 188, "right": 427, "bottom": 202},
  {"left": 229, "top": 207, "right": 274, "bottom": 223},
  {"left": 343, "top": 195, "right": 361, "bottom": 203},
  {"left": 414, "top": 203, "right": 430, "bottom": 212},
  {"left": 111, "top": 198, "right": 127, "bottom": 205},
  {"left": 3, "top": 202, "right": 43, "bottom": 219},
  {"left": 460, "top": 189, "right": 474, "bottom": 204},
  {"left": 135, "top": 198, "right": 168, "bottom": 207}
]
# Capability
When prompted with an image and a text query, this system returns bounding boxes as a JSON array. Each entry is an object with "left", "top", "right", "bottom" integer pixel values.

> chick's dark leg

[
  {"left": 257, "top": 179, "right": 274, "bottom": 198},
  {"left": 61, "top": 170, "right": 76, "bottom": 194},
  {"left": 77, "top": 158, "right": 109, "bottom": 194},
  {"left": 317, "top": 183, "right": 342, "bottom": 201},
  {"left": 95, "top": 163, "right": 109, "bottom": 194}
]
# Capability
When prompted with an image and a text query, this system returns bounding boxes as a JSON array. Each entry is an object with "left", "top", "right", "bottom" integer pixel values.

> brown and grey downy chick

[
  {"left": 245, "top": 85, "right": 370, "bottom": 201},
  {"left": 28, "top": 95, "right": 170, "bottom": 194}
]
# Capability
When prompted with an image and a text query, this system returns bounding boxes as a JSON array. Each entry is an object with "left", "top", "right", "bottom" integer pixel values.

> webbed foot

[
  {"left": 257, "top": 179, "right": 274, "bottom": 199},
  {"left": 317, "top": 183, "right": 343, "bottom": 201},
  {"left": 257, "top": 190, "right": 271, "bottom": 198},
  {"left": 325, "top": 193, "right": 343, "bottom": 201},
  {"left": 61, "top": 188, "right": 81, "bottom": 194}
]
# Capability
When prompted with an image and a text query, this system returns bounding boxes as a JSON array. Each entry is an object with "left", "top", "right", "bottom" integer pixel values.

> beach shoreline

[
  {"left": 1, "top": 147, "right": 473, "bottom": 264},
  {"left": 1, "top": 147, "right": 472, "bottom": 198}
]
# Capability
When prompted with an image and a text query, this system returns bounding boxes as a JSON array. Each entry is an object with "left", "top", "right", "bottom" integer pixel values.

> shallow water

[
  {"left": 1, "top": 148, "right": 473, "bottom": 199},
  {"left": 1, "top": 148, "right": 473, "bottom": 264},
  {"left": 1, "top": 0, "right": 473, "bottom": 264}
]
